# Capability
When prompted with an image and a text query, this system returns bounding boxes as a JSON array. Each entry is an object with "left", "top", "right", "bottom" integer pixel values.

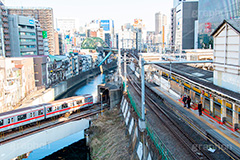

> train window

[
  {"left": 11, "top": 118, "right": 14, "bottom": 123},
  {"left": 88, "top": 97, "right": 93, "bottom": 102},
  {"left": 30, "top": 113, "right": 33, "bottom": 118},
  {"left": 38, "top": 110, "right": 43, "bottom": 115},
  {"left": 77, "top": 100, "right": 82, "bottom": 105},
  {"left": 33, "top": 112, "right": 35, "bottom": 117},
  {"left": 62, "top": 103, "right": 68, "bottom": 109},
  {"left": 47, "top": 107, "right": 52, "bottom": 113},
  {"left": 0, "top": 120, "right": 3, "bottom": 126},
  {"left": 17, "top": 114, "right": 27, "bottom": 121},
  {"left": 8, "top": 118, "right": 10, "bottom": 124}
]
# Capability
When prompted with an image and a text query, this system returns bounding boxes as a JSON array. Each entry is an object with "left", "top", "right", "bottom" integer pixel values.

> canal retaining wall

[{"left": 21, "top": 61, "right": 117, "bottom": 107}]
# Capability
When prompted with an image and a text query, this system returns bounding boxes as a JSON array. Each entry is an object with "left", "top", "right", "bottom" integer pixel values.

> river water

[{"left": 22, "top": 71, "right": 113, "bottom": 160}]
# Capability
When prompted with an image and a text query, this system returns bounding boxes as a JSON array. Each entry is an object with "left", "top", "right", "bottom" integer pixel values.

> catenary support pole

[
  {"left": 124, "top": 52, "right": 127, "bottom": 92},
  {"left": 141, "top": 57, "right": 145, "bottom": 121}
]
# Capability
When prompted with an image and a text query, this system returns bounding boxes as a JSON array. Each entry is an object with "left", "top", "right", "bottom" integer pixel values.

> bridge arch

[{"left": 81, "top": 37, "right": 109, "bottom": 49}]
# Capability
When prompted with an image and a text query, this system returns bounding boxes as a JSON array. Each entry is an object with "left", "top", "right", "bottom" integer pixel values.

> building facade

[
  {"left": 198, "top": 0, "right": 240, "bottom": 49},
  {"left": 170, "top": 8, "right": 176, "bottom": 50},
  {"left": 212, "top": 20, "right": 240, "bottom": 94},
  {"left": 175, "top": 1, "right": 198, "bottom": 50},
  {"left": 56, "top": 18, "right": 76, "bottom": 33},
  {"left": 35, "top": 21, "right": 44, "bottom": 55},
  {"left": 0, "top": 5, "right": 10, "bottom": 57},
  {"left": 8, "top": 15, "right": 37, "bottom": 56},
  {"left": 7, "top": 7, "right": 55, "bottom": 55},
  {"left": 0, "top": 57, "right": 35, "bottom": 111}
]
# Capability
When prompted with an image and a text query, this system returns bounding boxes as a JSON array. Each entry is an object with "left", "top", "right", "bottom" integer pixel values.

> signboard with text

[{"left": 100, "top": 20, "right": 110, "bottom": 31}]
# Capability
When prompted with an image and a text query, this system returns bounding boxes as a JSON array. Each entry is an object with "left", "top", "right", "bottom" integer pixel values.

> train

[{"left": 0, "top": 94, "right": 93, "bottom": 133}]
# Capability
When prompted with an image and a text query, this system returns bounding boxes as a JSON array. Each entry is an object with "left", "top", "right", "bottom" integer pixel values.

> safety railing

[
  {"left": 146, "top": 122, "right": 175, "bottom": 160},
  {"left": 126, "top": 85, "right": 175, "bottom": 160}
]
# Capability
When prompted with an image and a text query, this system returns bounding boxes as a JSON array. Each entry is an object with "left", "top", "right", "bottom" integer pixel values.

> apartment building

[
  {"left": 8, "top": 15, "right": 37, "bottom": 56},
  {"left": 0, "top": 5, "right": 11, "bottom": 56},
  {"left": 7, "top": 7, "right": 55, "bottom": 55}
]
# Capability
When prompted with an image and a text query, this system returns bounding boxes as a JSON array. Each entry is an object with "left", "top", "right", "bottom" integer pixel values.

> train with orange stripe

[{"left": 0, "top": 94, "right": 93, "bottom": 132}]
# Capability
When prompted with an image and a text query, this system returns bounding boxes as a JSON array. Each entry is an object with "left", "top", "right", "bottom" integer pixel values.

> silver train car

[{"left": 0, "top": 94, "right": 93, "bottom": 132}]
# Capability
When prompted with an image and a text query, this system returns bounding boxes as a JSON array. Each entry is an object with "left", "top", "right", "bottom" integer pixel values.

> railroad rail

[{"left": 127, "top": 73, "right": 240, "bottom": 160}]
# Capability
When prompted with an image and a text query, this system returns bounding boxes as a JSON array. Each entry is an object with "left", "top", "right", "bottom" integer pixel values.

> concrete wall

[
  {"left": 109, "top": 89, "right": 122, "bottom": 109},
  {"left": 0, "top": 119, "right": 89, "bottom": 160},
  {"left": 120, "top": 96, "right": 162, "bottom": 160}
]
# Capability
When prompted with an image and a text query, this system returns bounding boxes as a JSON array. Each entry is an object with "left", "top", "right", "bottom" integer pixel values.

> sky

[{"left": 5, "top": 0, "right": 173, "bottom": 31}]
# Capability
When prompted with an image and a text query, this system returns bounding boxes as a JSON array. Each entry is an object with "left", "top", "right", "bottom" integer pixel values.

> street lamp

[{"left": 100, "top": 92, "right": 103, "bottom": 116}]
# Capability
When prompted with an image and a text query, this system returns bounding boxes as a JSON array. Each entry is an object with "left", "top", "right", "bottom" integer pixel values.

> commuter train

[{"left": 0, "top": 94, "right": 93, "bottom": 132}]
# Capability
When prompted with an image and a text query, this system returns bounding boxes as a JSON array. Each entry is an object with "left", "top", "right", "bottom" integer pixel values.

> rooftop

[{"left": 211, "top": 19, "right": 240, "bottom": 36}]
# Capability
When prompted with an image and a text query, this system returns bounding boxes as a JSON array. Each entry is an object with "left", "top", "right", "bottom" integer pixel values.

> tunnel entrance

[{"left": 98, "top": 83, "right": 122, "bottom": 109}]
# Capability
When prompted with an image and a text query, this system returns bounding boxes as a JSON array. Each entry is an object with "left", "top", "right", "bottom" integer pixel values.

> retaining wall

[{"left": 120, "top": 95, "right": 162, "bottom": 160}]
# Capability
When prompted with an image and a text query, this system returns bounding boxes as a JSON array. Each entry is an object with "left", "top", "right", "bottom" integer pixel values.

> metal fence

[{"left": 126, "top": 85, "right": 175, "bottom": 160}]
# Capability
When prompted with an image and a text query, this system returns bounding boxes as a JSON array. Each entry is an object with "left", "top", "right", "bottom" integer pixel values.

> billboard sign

[
  {"left": 100, "top": 20, "right": 110, "bottom": 31},
  {"left": 29, "top": 19, "right": 34, "bottom": 25},
  {"left": 42, "top": 31, "right": 47, "bottom": 39}
]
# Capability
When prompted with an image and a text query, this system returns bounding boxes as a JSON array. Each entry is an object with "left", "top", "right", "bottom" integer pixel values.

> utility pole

[
  {"left": 118, "top": 37, "right": 122, "bottom": 82},
  {"left": 124, "top": 52, "right": 127, "bottom": 92}
]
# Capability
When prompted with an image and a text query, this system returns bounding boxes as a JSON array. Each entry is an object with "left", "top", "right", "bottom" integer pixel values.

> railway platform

[{"left": 147, "top": 82, "right": 240, "bottom": 157}]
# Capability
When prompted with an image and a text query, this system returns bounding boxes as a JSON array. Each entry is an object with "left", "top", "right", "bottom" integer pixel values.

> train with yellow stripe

[{"left": 0, "top": 94, "right": 93, "bottom": 132}]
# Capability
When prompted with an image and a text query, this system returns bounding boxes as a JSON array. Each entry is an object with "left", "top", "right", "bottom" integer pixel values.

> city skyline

[{"left": 5, "top": 0, "right": 172, "bottom": 31}]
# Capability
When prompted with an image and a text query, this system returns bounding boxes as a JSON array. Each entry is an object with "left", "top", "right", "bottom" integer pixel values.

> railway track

[
  {"left": 0, "top": 104, "right": 107, "bottom": 145},
  {"left": 127, "top": 74, "right": 240, "bottom": 160}
]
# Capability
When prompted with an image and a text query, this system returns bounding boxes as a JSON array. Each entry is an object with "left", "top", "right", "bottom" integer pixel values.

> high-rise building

[
  {"left": 155, "top": 12, "right": 162, "bottom": 35},
  {"left": 173, "top": 0, "right": 186, "bottom": 7},
  {"left": 35, "top": 21, "right": 44, "bottom": 55},
  {"left": 54, "top": 31, "right": 60, "bottom": 55},
  {"left": 0, "top": 5, "right": 10, "bottom": 57},
  {"left": 175, "top": 1, "right": 198, "bottom": 50},
  {"left": 7, "top": 7, "right": 55, "bottom": 55},
  {"left": 155, "top": 12, "right": 167, "bottom": 46},
  {"left": 8, "top": 15, "right": 37, "bottom": 56},
  {"left": 198, "top": 0, "right": 240, "bottom": 49},
  {"left": 170, "top": 8, "right": 176, "bottom": 50},
  {"left": 56, "top": 18, "right": 76, "bottom": 33}
]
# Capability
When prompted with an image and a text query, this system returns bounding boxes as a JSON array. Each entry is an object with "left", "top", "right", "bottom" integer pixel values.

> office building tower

[
  {"left": 170, "top": 8, "right": 176, "bottom": 49},
  {"left": 0, "top": 5, "right": 10, "bottom": 56},
  {"left": 8, "top": 15, "right": 37, "bottom": 56},
  {"left": 56, "top": 18, "right": 76, "bottom": 33},
  {"left": 173, "top": 0, "right": 187, "bottom": 7},
  {"left": 155, "top": 12, "right": 162, "bottom": 35},
  {"left": 7, "top": 7, "right": 55, "bottom": 55},
  {"left": 35, "top": 21, "right": 44, "bottom": 55},
  {"left": 198, "top": 0, "right": 240, "bottom": 49},
  {"left": 175, "top": 1, "right": 198, "bottom": 50}
]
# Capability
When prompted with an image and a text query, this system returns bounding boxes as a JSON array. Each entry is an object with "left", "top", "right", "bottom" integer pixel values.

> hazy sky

[{"left": 5, "top": 0, "right": 173, "bottom": 31}]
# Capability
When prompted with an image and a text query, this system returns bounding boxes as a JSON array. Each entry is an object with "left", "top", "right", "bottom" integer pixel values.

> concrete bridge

[{"left": 0, "top": 119, "right": 89, "bottom": 160}]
